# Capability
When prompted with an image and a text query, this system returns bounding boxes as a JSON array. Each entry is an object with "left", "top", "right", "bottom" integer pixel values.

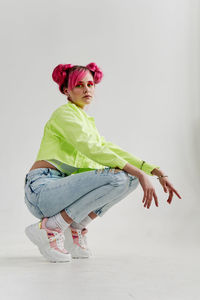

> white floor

[{"left": 1, "top": 237, "right": 199, "bottom": 300}]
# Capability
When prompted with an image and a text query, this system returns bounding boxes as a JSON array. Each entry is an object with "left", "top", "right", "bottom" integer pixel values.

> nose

[
  {"left": 83, "top": 84, "right": 89, "bottom": 90},
  {"left": 83, "top": 85, "right": 90, "bottom": 93}
]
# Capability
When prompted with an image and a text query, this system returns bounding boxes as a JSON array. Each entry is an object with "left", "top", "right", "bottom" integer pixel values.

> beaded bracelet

[{"left": 157, "top": 175, "right": 168, "bottom": 180}]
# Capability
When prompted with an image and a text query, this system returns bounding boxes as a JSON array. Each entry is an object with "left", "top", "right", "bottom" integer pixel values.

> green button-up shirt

[{"left": 35, "top": 101, "right": 160, "bottom": 176}]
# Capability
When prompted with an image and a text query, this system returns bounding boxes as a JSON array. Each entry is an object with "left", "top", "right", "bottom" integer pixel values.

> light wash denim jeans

[{"left": 24, "top": 167, "right": 139, "bottom": 223}]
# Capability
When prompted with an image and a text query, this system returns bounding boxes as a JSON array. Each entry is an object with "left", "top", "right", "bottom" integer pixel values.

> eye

[{"left": 75, "top": 82, "right": 94, "bottom": 88}]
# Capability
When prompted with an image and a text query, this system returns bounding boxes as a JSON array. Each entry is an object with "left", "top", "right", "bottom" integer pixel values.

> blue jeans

[{"left": 24, "top": 167, "right": 139, "bottom": 223}]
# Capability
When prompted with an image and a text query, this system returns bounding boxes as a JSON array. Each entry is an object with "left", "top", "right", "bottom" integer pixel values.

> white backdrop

[{"left": 0, "top": 0, "right": 199, "bottom": 259}]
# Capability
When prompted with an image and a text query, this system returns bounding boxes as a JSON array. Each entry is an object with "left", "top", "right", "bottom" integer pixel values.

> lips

[{"left": 83, "top": 95, "right": 91, "bottom": 98}]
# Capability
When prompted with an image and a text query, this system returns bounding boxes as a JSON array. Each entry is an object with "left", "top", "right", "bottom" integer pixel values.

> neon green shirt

[{"left": 35, "top": 101, "right": 160, "bottom": 176}]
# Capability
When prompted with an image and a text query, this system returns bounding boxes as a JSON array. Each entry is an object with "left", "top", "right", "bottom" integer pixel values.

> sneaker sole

[
  {"left": 25, "top": 223, "right": 71, "bottom": 263},
  {"left": 66, "top": 244, "right": 90, "bottom": 259}
]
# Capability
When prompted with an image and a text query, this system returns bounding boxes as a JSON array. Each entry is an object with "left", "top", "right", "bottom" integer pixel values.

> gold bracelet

[{"left": 157, "top": 175, "right": 168, "bottom": 179}]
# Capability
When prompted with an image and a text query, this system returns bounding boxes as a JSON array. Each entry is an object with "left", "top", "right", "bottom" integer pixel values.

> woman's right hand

[
  {"left": 122, "top": 163, "right": 159, "bottom": 208},
  {"left": 138, "top": 174, "right": 159, "bottom": 209}
]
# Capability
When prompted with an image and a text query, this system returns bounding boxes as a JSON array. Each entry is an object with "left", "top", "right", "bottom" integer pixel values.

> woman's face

[{"left": 63, "top": 71, "right": 95, "bottom": 109}]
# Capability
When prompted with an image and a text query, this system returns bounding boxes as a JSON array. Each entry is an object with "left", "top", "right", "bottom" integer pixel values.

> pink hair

[{"left": 52, "top": 62, "right": 103, "bottom": 95}]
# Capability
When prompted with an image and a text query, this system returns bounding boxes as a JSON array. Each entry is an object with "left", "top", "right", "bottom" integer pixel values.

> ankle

[{"left": 60, "top": 210, "right": 73, "bottom": 224}]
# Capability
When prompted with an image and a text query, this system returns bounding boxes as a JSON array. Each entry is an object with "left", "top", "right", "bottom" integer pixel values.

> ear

[{"left": 63, "top": 87, "right": 69, "bottom": 96}]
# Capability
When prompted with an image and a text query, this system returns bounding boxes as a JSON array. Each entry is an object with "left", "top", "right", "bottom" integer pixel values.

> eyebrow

[{"left": 77, "top": 80, "right": 94, "bottom": 83}]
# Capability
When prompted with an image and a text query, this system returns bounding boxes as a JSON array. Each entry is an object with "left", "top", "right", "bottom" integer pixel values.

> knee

[
  {"left": 112, "top": 170, "right": 130, "bottom": 187},
  {"left": 128, "top": 176, "right": 140, "bottom": 190},
  {"left": 114, "top": 170, "right": 140, "bottom": 190},
  {"left": 132, "top": 176, "right": 140, "bottom": 187},
  {"left": 113, "top": 168, "right": 122, "bottom": 174}
]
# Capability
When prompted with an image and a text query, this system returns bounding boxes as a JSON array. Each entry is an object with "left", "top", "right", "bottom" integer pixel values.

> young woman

[{"left": 24, "top": 62, "right": 182, "bottom": 263}]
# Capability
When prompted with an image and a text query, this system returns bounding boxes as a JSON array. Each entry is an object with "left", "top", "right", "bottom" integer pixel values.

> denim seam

[{"left": 25, "top": 196, "right": 44, "bottom": 218}]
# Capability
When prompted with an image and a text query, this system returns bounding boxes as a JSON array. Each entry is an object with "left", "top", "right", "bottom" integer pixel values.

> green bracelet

[{"left": 140, "top": 160, "right": 145, "bottom": 170}]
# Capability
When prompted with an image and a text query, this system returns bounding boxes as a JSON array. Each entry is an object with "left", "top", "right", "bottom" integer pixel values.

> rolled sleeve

[{"left": 101, "top": 135, "right": 160, "bottom": 176}]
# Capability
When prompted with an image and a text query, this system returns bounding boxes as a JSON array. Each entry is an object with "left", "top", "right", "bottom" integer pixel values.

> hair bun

[
  {"left": 52, "top": 64, "right": 74, "bottom": 86},
  {"left": 86, "top": 62, "right": 103, "bottom": 84}
]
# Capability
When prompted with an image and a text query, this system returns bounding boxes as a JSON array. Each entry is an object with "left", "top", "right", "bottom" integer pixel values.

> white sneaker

[
  {"left": 25, "top": 217, "right": 72, "bottom": 263},
  {"left": 64, "top": 227, "right": 92, "bottom": 258},
  {"left": 81, "top": 228, "right": 93, "bottom": 256}
]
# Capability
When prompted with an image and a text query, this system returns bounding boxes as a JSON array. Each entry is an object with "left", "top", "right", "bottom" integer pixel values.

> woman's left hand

[{"left": 158, "top": 176, "right": 182, "bottom": 204}]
